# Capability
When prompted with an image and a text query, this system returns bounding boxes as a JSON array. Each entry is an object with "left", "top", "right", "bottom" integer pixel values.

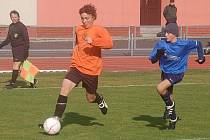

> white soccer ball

[{"left": 43, "top": 117, "right": 61, "bottom": 135}]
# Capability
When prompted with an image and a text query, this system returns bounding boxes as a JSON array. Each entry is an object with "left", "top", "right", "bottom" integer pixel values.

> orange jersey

[{"left": 71, "top": 25, "right": 113, "bottom": 75}]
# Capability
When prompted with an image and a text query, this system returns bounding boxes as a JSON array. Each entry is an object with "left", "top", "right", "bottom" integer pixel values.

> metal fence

[{"left": 0, "top": 25, "right": 210, "bottom": 57}]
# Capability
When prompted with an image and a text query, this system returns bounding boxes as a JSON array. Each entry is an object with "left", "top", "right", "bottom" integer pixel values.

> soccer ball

[{"left": 43, "top": 117, "right": 61, "bottom": 135}]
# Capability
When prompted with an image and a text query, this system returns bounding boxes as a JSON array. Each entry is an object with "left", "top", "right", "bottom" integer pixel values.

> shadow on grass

[
  {"left": 132, "top": 115, "right": 168, "bottom": 130},
  {"left": 15, "top": 80, "right": 29, "bottom": 88},
  {"left": 62, "top": 112, "right": 104, "bottom": 128},
  {"left": 38, "top": 112, "right": 104, "bottom": 136},
  {"left": 3, "top": 80, "right": 30, "bottom": 89},
  {"left": 39, "top": 131, "right": 60, "bottom": 136}
]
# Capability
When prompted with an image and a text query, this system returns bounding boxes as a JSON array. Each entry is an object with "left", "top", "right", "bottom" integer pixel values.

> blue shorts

[{"left": 161, "top": 72, "right": 184, "bottom": 85}]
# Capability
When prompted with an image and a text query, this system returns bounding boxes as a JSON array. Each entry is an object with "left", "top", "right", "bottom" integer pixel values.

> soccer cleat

[
  {"left": 168, "top": 116, "right": 179, "bottom": 130},
  {"left": 162, "top": 107, "right": 170, "bottom": 119},
  {"left": 166, "top": 102, "right": 175, "bottom": 118},
  {"left": 98, "top": 97, "right": 108, "bottom": 115},
  {"left": 38, "top": 123, "right": 44, "bottom": 129},
  {"left": 5, "top": 81, "right": 16, "bottom": 89},
  {"left": 29, "top": 79, "right": 38, "bottom": 88}
]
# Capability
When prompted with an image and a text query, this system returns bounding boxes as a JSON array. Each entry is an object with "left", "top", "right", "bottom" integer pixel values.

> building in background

[{"left": 0, "top": 0, "right": 210, "bottom": 27}]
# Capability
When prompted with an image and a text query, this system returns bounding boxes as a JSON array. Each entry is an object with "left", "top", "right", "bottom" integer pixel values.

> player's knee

[
  {"left": 60, "top": 86, "right": 70, "bottom": 96},
  {"left": 156, "top": 85, "right": 164, "bottom": 94}
]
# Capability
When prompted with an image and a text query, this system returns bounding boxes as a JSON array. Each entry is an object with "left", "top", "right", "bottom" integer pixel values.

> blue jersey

[{"left": 149, "top": 39, "right": 204, "bottom": 74}]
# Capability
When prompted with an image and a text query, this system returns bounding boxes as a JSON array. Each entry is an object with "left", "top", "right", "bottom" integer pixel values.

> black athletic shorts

[
  {"left": 12, "top": 46, "right": 28, "bottom": 62},
  {"left": 161, "top": 71, "right": 184, "bottom": 85},
  {"left": 65, "top": 67, "right": 98, "bottom": 94}
]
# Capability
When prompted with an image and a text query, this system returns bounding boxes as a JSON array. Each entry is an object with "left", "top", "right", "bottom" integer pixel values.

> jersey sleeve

[
  {"left": 149, "top": 41, "right": 163, "bottom": 60},
  {"left": 187, "top": 40, "right": 204, "bottom": 60},
  {"left": 0, "top": 26, "right": 11, "bottom": 48},
  {"left": 91, "top": 27, "right": 113, "bottom": 49}
]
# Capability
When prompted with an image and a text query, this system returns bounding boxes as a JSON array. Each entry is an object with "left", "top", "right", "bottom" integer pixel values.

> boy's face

[
  {"left": 165, "top": 32, "right": 176, "bottom": 42},
  {"left": 10, "top": 13, "right": 19, "bottom": 23},
  {"left": 80, "top": 13, "right": 95, "bottom": 28}
]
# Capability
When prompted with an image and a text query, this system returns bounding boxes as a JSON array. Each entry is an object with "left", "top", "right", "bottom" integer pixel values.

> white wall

[{"left": 0, "top": 0, "right": 37, "bottom": 26}]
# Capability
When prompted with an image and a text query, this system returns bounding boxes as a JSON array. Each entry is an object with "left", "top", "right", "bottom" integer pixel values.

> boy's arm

[
  {"left": 149, "top": 41, "right": 165, "bottom": 64},
  {"left": 195, "top": 41, "right": 205, "bottom": 64},
  {"left": 0, "top": 27, "right": 11, "bottom": 49},
  {"left": 91, "top": 27, "right": 113, "bottom": 49},
  {"left": 188, "top": 40, "right": 205, "bottom": 64}
]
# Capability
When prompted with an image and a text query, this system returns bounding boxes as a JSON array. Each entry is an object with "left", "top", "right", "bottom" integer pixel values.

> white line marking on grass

[
  {"left": 0, "top": 70, "right": 67, "bottom": 73},
  {"left": 2, "top": 82, "right": 210, "bottom": 90}
]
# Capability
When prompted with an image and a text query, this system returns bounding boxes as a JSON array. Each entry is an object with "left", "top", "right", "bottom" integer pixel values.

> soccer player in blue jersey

[{"left": 149, "top": 23, "right": 205, "bottom": 129}]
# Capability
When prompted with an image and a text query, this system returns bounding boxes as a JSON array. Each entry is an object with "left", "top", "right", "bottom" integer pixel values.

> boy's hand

[
  {"left": 85, "top": 36, "right": 93, "bottom": 44},
  {"left": 156, "top": 49, "right": 165, "bottom": 59},
  {"left": 195, "top": 56, "right": 205, "bottom": 64},
  {"left": 204, "top": 48, "right": 210, "bottom": 55}
]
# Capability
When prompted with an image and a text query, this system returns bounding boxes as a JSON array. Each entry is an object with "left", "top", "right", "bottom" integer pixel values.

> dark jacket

[
  {"left": 0, "top": 21, "right": 29, "bottom": 49},
  {"left": 163, "top": 4, "right": 177, "bottom": 24}
]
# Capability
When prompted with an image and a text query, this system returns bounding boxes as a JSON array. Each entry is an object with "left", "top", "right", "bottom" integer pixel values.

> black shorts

[
  {"left": 65, "top": 67, "right": 98, "bottom": 94},
  {"left": 12, "top": 46, "right": 28, "bottom": 62},
  {"left": 161, "top": 71, "right": 184, "bottom": 85}
]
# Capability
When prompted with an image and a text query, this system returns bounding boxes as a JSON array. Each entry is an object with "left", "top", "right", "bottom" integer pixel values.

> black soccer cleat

[
  {"left": 29, "top": 79, "right": 38, "bottom": 88},
  {"left": 38, "top": 123, "right": 43, "bottom": 129},
  {"left": 168, "top": 116, "right": 179, "bottom": 130},
  {"left": 98, "top": 97, "right": 108, "bottom": 115}
]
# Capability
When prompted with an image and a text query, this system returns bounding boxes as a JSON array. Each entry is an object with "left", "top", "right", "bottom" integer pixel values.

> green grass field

[{"left": 0, "top": 69, "right": 210, "bottom": 140}]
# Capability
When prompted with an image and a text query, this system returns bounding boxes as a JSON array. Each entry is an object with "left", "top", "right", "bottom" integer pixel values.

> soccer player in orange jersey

[{"left": 52, "top": 4, "right": 113, "bottom": 121}]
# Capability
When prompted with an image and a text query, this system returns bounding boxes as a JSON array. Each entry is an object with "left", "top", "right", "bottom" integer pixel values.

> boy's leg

[
  {"left": 158, "top": 73, "right": 184, "bottom": 129},
  {"left": 6, "top": 62, "right": 22, "bottom": 87},
  {"left": 8, "top": 46, "right": 26, "bottom": 87},
  {"left": 94, "top": 93, "right": 108, "bottom": 115},
  {"left": 54, "top": 94, "right": 68, "bottom": 118},
  {"left": 156, "top": 79, "right": 178, "bottom": 129},
  {"left": 82, "top": 74, "right": 108, "bottom": 115},
  {"left": 161, "top": 72, "right": 171, "bottom": 119},
  {"left": 86, "top": 92, "right": 108, "bottom": 115},
  {"left": 163, "top": 86, "right": 174, "bottom": 119},
  {"left": 10, "top": 70, "right": 19, "bottom": 84},
  {"left": 160, "top": 91, "right": 179, "bottom": 129},
  {"left": 54, "top": 79, "right": 76, "bottom": 119},
  {"left": 39, "top": 68, "right": 79, "bottom": 129},
  {"left": 53, "top": 68, "right": 80, "bottom": 119},
  {"left": 157, "top": 79, "right": 173, "bottom": 107}
]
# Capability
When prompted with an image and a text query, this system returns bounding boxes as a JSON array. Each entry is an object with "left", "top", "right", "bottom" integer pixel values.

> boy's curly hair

[{"left": 79, "top": 4, "right": 97, "bottom": 19}]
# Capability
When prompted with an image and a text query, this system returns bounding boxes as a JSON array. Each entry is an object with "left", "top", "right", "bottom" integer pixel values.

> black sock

[
  {"left": 161, "top": 91, "right": 173, "bottom": 106},
  {"left": 168, "top": 86, "right": 173, "bottom": 95},
  {"left": 94, "top": 93, "right": 103, "bottom": 104},
  {"left": 11, "top": 70, "right": 19, "bottom": 83},
  {"left": 161, "top": 89, "right": 177, "bottom": 120},
  {"left": 54, "top": 95, "right": 68, "bottom": 118}
]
